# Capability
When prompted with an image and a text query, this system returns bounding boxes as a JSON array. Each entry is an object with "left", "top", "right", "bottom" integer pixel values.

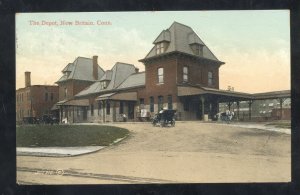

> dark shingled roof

[
  {"left": 75, "top": 62, "right": 136, "bottom": 97},
  {"left": 56, "top": 57, "right": 105, "bottom": 83},
  {"left": 140, "top": 22, "right": 223, "bottom": 64},
  {"left": 117, "top": 72, "right": 145, "bottom": 89}
]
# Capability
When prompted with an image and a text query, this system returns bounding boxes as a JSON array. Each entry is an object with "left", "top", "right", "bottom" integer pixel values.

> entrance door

[
  {"left": 83, "top": 107, "right": 87, "bottom": 120},
  {"left": 193, "top": 101, "right": 202, "bottom": 120},
  {"left": 128, "top": 102, "right": 135, "bottom": 120}
]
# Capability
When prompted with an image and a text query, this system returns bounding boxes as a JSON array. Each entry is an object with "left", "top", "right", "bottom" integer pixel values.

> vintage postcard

[{"left": 16, "top": 11, "right": 290, "bottom": 184}]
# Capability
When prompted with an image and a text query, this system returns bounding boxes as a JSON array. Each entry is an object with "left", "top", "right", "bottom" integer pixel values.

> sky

[{"left": 16, "top": 11, "right": 290, "bottom": 93}]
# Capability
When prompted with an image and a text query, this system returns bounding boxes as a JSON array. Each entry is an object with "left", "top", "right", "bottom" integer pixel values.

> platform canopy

[
  {"left": 56, "top": 99, "right": 89, "bottom": 106},
  {"left": 96, "top": 92, "right": 138, "bottom": 101},
  {"left": 177, "top": 86, "right": 252, "bottom": 102}
]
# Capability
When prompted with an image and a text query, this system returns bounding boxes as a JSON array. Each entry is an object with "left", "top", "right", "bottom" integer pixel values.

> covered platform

[{"left": 177, "top": 85, "right": 290, "bottom": 121}]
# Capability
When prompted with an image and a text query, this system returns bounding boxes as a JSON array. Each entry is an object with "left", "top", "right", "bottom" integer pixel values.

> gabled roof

[
  {"left": 75, "top": 62, "right": 136, "bottom": 97},
  {"left": 56, "top": 57, "right": 105, "bottom": 83},
  {"left": 140, "top": 22, "right": 223, "bottom": 64}
]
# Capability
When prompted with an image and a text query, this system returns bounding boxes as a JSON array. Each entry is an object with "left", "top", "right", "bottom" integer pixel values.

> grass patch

[
  {"left": 16, "top": 125, "right": 129, "bottom": 147},
  {"left": 265, "top": 121, "right": 291, "bottom": 129}
]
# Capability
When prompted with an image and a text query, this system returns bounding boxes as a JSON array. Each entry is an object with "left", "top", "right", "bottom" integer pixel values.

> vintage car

[{"left": 152, "top": 109, "right": 176, "bottom": 127}]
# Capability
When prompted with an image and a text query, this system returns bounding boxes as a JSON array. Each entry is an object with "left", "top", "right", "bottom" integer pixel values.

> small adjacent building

[{"left": 16, "top": 72, "right": 59, "bottom": 122}]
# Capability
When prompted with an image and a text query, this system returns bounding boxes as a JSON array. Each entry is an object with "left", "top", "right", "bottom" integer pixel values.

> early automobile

[{"left": 152, "top": 109, "right": 176, "bottom": 127}]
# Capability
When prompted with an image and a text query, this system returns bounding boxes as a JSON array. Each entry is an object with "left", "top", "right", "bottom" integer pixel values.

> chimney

[
  {"left": 135, "top": 67, "right": 139, "bottom": 73},
  {"left": 25, "top": 71, "right": 31, "bottom": 87},
  {"left": 93, "top": 55, "right": 98, "bottom": 80}
]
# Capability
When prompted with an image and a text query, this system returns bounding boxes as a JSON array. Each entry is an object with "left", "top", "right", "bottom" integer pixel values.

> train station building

[{"left": 53, "top": 22, "right": 290, "bottom": 123}]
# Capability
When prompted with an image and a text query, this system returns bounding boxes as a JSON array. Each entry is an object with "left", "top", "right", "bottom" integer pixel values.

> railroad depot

[{"left": 17, "top": 22, "right": 291, "bottom": 123}]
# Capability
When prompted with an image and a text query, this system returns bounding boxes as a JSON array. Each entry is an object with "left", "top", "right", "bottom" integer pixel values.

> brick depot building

[
  {"left": 16, "top": 72, "right": 59, "bottom": 122},
  {"left": 55, "top": 22, "right": 290, "bottom": 123}
]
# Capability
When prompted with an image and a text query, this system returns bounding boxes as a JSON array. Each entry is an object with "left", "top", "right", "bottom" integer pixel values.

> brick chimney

[
  {"left": 93, "top": 56, "right": 98, "bottom": 80},
  {"left": 25, "top": 71, "right": 31, "bottom": 87}
]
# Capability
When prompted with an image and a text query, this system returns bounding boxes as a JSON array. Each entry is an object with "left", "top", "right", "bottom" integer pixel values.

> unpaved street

[{"left": 17, "top": 122, "right": 291, "bottom": 184}]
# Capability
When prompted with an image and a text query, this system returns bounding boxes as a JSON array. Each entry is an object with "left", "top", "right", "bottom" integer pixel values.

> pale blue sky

[{"left": 16, "top": 11, "right": 290, "bottom": 93}]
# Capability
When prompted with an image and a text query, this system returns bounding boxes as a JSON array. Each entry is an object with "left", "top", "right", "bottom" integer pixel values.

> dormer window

[
  {"left": 156, "top": 42, "right": 165, "bottom": 55},
  {"left": 100, "top": 81, "right": 108, "bottom": 89},
  {"left": 190, "top": 43, "right": 203, "bottom": 57},
  {"left": 64, "top": 71, "right": 71, "bottom": 77}
]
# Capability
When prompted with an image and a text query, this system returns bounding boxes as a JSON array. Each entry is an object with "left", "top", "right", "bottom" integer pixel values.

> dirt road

[{"left": 17, "top": 122, "right": 291, "bottom": 184}]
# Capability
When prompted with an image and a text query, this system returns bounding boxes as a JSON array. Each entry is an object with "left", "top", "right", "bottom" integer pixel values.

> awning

[
  {"left": 177, "top": 86, "right": 251, "bottom": 101},
  {"left": 63, "top": 99, "right": 89, "bottom": 106},
  {"left": 96, "top": 93, "right": 116, "bottom": 101},
  {"left": 51, "top": 104, "right": 59, "bottom": 110},
  {"left": 56, "top": 99, "right": 89, "bottom": 106},
  {"left": 56, "top": 99, "right": 68, "bottom": 105},
  {"left": 96, "top": 92, "right": 137, "bottom": 101}
]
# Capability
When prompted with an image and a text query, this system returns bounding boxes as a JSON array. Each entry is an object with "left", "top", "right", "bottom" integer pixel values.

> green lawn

[{"left": 16, "top": 125, "right": 129, "bottom": 147}]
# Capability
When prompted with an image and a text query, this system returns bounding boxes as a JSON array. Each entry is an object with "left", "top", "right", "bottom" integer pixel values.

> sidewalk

[
  {"left": 17, "top": 146, "right": 104, "bottom": 157},
  {"left": 215, "top": 122, "right": 291, "bottom": 134}
]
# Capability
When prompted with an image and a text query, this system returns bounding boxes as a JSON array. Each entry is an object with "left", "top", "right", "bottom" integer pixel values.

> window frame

[
  {"left": 158, "top": 67, "right": 164, "bottom": 84},
  {"left": 208, "top": 71, "right": 213, "bottom": 86},
  {"left": 156, "top": 42, "right": 164, "bottom": 55},
  {"left": 183, "top": 66, "right": 189, "bottom": 82}
]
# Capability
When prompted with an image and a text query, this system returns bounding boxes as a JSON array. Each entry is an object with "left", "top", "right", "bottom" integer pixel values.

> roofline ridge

[
  {"left": 115, "top": 62, "right": 135, "bottom": 66},
  {"left": 170, "top": 21, "right": 192, "bottom": 29}
]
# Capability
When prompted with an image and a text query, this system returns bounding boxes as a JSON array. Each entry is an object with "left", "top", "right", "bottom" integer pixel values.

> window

[
  {"left": 64, "top": 88, "right": 68, "bottom": 99},
  {"left": 150, "top": 96, "right": 154, "bottom": 112},
  {"left": 50, "top": 93, "right": 53, "bottom": 101},
  {"left": 158, "top": 68, "right": 164, "bottom": 83},
  {"left": 208, "top": 71, "right": 213, "bottom": 86},
  {"left": 100, "top": 81, "right": 107, "bottom": 89},
  {"left": 156, "top": 42, "right": 164, "bottom": 54},
  {"left": 183, "top": 66, "right": 189, "bottom": 82},
  {"left": 168, "top": 95, "right": 173, "bottom": 109},
  {"left": 91, "top": 104, "right": 94, "bottom": 116},
  {"left": 77, "top": 107, "right": 80, "bottom": 117},
  {"left": 158, "top": 96, "right": 164, "bottom": 111},
  {"left": 119, "top": 101, "right": 124, "bottom": 114},
  {"left": 106, "top": 101, "right": 110, "bottom": 115},
  {"left": 139, "top": 98, "right": 144, "bottom": 105},
  {"left": 45, "top": 93, "right": 48, "bottom": 101}
]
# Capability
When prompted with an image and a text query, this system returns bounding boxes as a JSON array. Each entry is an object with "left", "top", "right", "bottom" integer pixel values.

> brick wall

[
  {"left": 58, "top": 80, "right": 94, "bottom": 101},
  {"left": 16, "top": 85, "right": 59, "bottom": 121}
]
